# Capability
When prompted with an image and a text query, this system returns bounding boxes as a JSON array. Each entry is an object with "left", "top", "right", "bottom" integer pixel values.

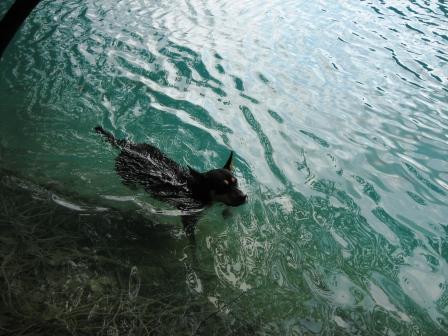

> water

[{"left": 0, "top": 0, "right": 447, "bottom": 334}]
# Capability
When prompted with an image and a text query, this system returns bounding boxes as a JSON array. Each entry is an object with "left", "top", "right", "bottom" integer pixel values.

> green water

[{"left": 0, "top": 0, "right": 447, "bottom": 334}]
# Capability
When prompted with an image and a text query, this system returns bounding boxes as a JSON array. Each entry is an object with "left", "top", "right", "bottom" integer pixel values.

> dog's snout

[
  {"left": 224, "top": 189, "right": 247, "bottom": 206},
  {"left": 236, "top": 193, "right": 247, "bottom": 205}
]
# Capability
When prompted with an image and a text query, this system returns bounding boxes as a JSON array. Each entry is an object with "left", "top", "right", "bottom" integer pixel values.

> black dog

[{"left": 95, "top": 126, "right": 247, "bottom": 238}]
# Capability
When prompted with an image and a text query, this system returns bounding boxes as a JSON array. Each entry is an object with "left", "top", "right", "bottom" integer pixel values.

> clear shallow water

[{"left": 0, "top": 0, "right": 447, "bottom": 334}]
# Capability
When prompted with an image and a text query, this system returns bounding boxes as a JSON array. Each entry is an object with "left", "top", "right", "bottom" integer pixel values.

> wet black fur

[{"left": 95, "top": 126, "right": 246, "bottom": 238}]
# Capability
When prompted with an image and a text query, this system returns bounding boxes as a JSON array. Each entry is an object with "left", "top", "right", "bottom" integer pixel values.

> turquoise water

[{"left": 0, "top": 0, "right": 447, "bottom": 334}]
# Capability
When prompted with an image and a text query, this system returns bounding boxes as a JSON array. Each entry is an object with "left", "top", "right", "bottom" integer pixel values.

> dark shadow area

[
  {"left": 0, "top": 0, "right": 41, "bottom": 58},
  {"left": 0, "top": 169, "right": 257, "bottom": 335}
]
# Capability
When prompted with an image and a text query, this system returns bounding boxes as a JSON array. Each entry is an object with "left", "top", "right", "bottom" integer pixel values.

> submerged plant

[{"left": 0, "top": 171, "right": 256, "bottom": 335}]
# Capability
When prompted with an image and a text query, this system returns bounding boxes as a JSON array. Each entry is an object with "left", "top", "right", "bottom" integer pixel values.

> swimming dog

[{"left": 95, "top": 126, "right": 247, "bottom": 238}]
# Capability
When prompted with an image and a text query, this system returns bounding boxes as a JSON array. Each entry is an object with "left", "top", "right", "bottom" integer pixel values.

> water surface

[{"left": 0, "top": 0, "right": 447, "bottom": 334}]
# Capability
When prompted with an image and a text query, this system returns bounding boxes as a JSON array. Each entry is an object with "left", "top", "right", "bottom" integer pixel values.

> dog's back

[{"left": 95, "top": 126, "right": 201, "bottom": 209}]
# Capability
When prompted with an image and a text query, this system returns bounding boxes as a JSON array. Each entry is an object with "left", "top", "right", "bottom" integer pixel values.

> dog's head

[{"left": 188, "top": 151, "right": 247, "bottom": 206}]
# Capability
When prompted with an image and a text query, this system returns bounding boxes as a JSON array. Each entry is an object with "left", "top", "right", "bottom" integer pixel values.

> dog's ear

[
  {"left": 188, "top": 166, "right": 203, "bottom": 181},
  {"left": 223, "top": 151, "right": 233, "bottom": 171}
]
